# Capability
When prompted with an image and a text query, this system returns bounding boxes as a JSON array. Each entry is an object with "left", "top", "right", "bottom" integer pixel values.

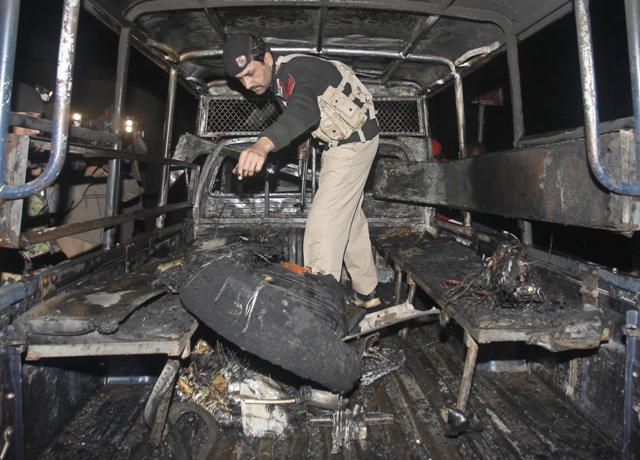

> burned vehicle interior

[{"left": 1, "top": 0, "right": 639, "bottom": 458}]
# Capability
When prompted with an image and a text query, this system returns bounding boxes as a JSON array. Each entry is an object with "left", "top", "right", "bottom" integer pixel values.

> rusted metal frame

[
  {"left": 574, "top": 0, "right": 640, "bottom": 195},
  {"left": 0, "top": 0, "right": 21, "bottom": 183},
  {"left": 316, "top": 5, "right": 328, "bottom": 53},
  {"left": 103, "top": 27, "right": 131, "bottom": 247},
  {"left": 0, "top": 0, "right": 80, "bottom": 201},
  {"left": 624, "top": 0, "right": 640, "bottom": 181},
  {"left": 0, "top": 135, "right": 28, "bottom": 248},
  {"left": 156, "top": 67, "right": 179, "bottom": 230},
  {"left": 380, "top": 15, "right": 440, "bottom": 85},
  {"left": 204, "top": 8, "right": 227, "bottom": 42},
  {"left": 22, "top": 202, "right": 191, "bottom": 245},
  {"left": 456, "top": 331, "right": 478, "bottom": 413},
  {"left": 31, "top": 139, "right": 196, "bottom": 168},
  {"left": 10, "top": 113, "right": 119, "bottom": 144}
]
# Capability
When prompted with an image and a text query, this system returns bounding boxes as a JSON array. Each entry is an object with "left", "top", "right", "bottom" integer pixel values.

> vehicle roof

[{"left": 83, "top": 0, "right": 572, "bottom": 95}]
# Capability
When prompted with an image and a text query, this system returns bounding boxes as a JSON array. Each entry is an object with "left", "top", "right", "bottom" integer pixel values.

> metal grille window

[{"left": 198, "top": 96, "right": 425, "bottom": 137}]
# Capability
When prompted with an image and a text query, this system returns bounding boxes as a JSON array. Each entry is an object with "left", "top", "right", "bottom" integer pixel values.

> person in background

[
  {"left": 431, "top": 139, "right": 448, "bottom": 163},
  {"left": 468, "top": 141, "right": 485, "bottom": 157}
]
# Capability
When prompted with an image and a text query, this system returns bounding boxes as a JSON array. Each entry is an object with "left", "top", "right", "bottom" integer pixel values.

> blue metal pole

[
  {"left": 624, "top": 0, "right": 640, "bottom": 181},
  {"left": 0, "top": 0, "right": 21, "bottom": 186},
  {"left": 0, "top": 0, "right": 80, "bottom": 200}
]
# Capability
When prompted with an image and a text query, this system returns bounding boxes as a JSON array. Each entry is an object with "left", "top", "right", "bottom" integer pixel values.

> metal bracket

[{"left": 580, "top": 266, "right": 599, "bottom": 306}]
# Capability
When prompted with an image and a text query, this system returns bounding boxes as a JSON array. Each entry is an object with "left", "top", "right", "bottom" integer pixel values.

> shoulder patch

[{"left": 278, "top": 75, "right": 296, "bottom": 100}]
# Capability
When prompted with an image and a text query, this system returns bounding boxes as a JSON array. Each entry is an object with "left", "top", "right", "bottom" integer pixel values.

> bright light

[
  {"left": 125, "top": 125, "right": 133, "bottom": 133},
  {"left": 71, "top": 113, "right": 82, "bottom": 127},
  {"left": 125, "top": 119, "right": 133, "bottom": 127}
]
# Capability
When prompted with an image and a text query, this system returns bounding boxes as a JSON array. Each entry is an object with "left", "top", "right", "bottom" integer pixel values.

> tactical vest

[{"left": 275, "top": 54, "right": 375, "bottom": 146}]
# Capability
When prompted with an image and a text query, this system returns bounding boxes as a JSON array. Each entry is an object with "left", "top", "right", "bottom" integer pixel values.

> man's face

[
  {"left": 235, "top": 52, "right": 274, "bottom": 95},
  {"left": 11, "top": 112, "right": 41, "bottom": 136}
]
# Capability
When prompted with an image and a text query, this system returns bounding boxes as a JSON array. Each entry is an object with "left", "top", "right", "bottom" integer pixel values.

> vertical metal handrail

[
  {"left": 103, "top": 27, "right": 131, "bottom": 247},
  {"left": 624, "top": 0, "right": 640, "bottom": 181},
  {"left": 0, "top": 0, "right": 80, "bottom": 200},
  {"left": 156, "top": 68, "right": 178, "bottom": 230},
  {"left": 575, "top": 0, "right": 640, "bottom": 195},
  {"left": 0, "top": 0, "right": 21, "bottom": 184}
]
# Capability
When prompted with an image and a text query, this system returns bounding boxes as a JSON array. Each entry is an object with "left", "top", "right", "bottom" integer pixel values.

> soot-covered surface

[{"left": 38, "top": 320, "right": 618, "bottom": 459}]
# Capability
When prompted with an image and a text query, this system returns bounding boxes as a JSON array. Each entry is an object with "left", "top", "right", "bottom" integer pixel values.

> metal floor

[{"left": 39, "top": 317, "right": 618, "bottom": 460}]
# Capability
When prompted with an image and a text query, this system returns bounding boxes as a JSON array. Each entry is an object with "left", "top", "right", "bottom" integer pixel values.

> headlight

[{"left": 125, "top": 118, "right": 134, "bottom": 133}]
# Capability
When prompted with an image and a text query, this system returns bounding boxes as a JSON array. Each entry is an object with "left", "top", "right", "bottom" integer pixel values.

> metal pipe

[
  {"left": 0, "top": 0, "right": 21, "bottom": 183},
  {"left": 264, "top": 180, "right": 270, "bottom": 218},
  {"left": 316, "top": 6, "right": 328, "bottom": 53},
  {"left": 453, "top": 72, "right": 466, "bottom": 157},
  {"left": 623, "top": 309, "right": 638, "bottom": 460},
  {"left": 10, "top": 113, "right": 119, "bottom": 144},
  {"left": 624, "top": 0, "right": 640, "bottom": 180},
  {"left": 477, "top": 104, "right": 485, "bottom": 143},
  {"left": 0, "top": 0, "right": 81, "bottom": 200},
  {"left": 22, "top": 202, "right": 191, "bottom": 244},
  {"left": 156, "top": 67, "right": 178, "bottom": 230},
  {"left": 506, "top": 34, "right": 525, "bottom": 146},
  {"left": 574, "top": 0, "right": 640, "bottom": 195},
  {"left": 395, "top": 264, "right": 403, "bottom": 304},
  {"left": 103, "top": 27, "right": 131, "bottom": 247}
]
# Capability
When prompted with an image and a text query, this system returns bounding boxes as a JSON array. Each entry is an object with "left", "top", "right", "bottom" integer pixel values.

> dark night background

[{"left": 11, "top": 0, "right": 640, "bottom": 273}]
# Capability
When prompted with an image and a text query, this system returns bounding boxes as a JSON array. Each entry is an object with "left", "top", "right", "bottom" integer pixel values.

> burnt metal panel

[
  {"left": 16, "top": 272, "right": 167, "bottom": 336},
  {"left": 374, "top": 134, "right": 640, "bottom": 231}
]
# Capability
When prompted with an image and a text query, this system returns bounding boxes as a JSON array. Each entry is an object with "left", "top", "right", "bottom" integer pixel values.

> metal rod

[
  {"left": 156, "top": 68, "right": 178, "bottom": 230},
  {"left": 31, "top": 139, "right": 197, "bottom": 168},
  {"left": 103, "top": 27, "right": 131, "bottom": 247},
  {"left": 395, "top": 264, "right": 403, "bottom": 305},
  {"left": 0, "top": 0, "right": 21, "bottom": 183},
  {"left": 456, "top": 332, "right": 479, "bottom": 413},
  {"left": 477, "top": 103, "right": 485, "bottom": 143},
  {"left": 623, "top": 309, "right": 638, "bottom": 460},
  {"left": 453, "top": 72, "right": 466, "bottom": 157},
  {"left": 316, "top": 5, "right": 328, "bottom": 53},
  {"left": 624, "top": 0, "right": 640, "bottom": 181},
  {"left": 23, "top": 202, "right": 191, "bottom": 244},
  {"left": 0, "top": 0, "right": 81, "bottom": 200},
  {"left": 10, "top": 113, "right": 119, "bottom": 144},
  {"left": 264, "top": 180, "right": 270, "bottom": 218},
  {"left": 506, "top": 34, "right": 525, "bottom": 146},
  {"left": 574, "top": 0, "right": 640, "bottom": 195}
]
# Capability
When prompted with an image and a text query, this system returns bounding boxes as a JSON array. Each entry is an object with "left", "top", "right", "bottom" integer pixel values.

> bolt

[
  {"left": 5, "top": 393, "right": 14, "bottom": 400},
  {"left": 634, "top": 371, "right": 639, "bottom": 378},
  {"left": 634, "top": 403, "right": 640, "bottom": 413}
]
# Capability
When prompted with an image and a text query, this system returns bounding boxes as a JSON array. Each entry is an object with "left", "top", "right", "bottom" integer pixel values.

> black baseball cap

[{"left": 223, "top": 33, "right": 253, "bottom": 76}]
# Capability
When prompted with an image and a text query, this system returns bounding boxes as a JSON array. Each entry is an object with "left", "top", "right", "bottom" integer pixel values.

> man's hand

[{"left": 235, "top": 137, "right": 275, "bottom": 180}]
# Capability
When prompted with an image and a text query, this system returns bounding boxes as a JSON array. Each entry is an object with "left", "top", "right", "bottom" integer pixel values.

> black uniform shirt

[{"left": 260, "top": 55, "right": 379, "bottom": 151}]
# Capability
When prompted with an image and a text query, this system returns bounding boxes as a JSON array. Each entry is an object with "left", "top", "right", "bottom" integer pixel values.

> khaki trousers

[{"left": 304, "top": 135, "right": 379, "bottom": 295}]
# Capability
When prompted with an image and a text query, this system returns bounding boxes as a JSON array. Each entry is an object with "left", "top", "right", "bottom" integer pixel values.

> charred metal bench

[
  {"left": 13, "top": 263, "right": 198, "bottom": 446},
  {"left": 371, "top": 230, "right": 609, "bottom": 423}
]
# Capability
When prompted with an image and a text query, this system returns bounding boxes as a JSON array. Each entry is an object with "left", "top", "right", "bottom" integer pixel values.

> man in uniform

[{"left": 223, "top": 34, "right": 381, "bottom": 307}]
